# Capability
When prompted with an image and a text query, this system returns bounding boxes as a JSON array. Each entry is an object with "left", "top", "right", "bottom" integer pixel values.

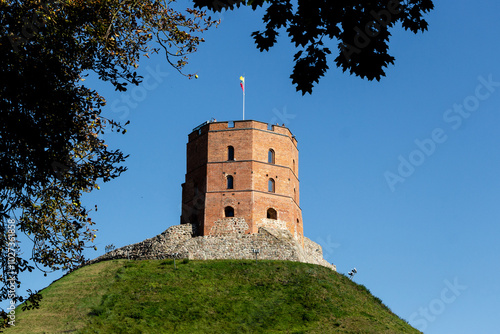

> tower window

[
  {"left": 268, "top": 149, "right": 275, "bottom": 164},
  {"left": 293, "top": 159, "right": 295, "bottom": 173},
  {"left": 228, "top": 146, "right": 234, "bottom": 161},
  {"left": 227, "top": 175, "right": 234, "bottom": 189},
  {"left": 224, "top": 206, "right": 234, "bottom": 217},
  {"left": 267, "top": 208, "right": 277, "bottom": 220},
  {"left": 268, "top": 178, "right": 275, "bottom": 193}
]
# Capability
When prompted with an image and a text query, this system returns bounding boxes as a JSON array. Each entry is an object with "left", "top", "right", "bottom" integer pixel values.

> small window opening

[
  {"left": 267, "top": 208, "right": 277, "bottom": 220},
  {"left": 228, "top": 121, "right": 234, "bottom": 128},
  {"left": 268, "top": 178, "right": 275, "bottom": 193},
  {"left": 268, "top": 149, "right": 275, "bottom": 164},
  {"left": 227, "top": 175, "right": 234, "bottom": 189},
  {"left": 228, "top": 146, "right": 234, "bottom": 161},
  {"left": 224, "top": 206, "right": 234, "bottom": 217}
]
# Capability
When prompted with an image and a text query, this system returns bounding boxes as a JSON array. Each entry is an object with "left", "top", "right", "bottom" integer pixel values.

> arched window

[
  {"left": 227, "top": 175, "right": 234, "bottom": 189},
  {"left": 268, "top": 178, "right": 275, "bottom": 193},
  {"left": 224, "top": 206, "right": 234, "bottom": 217},
  {"left": 268, "top": 149, "right": 275, "bottom": 164},
  {"left": 228, "top": 146, "right": 234, "bottom": 161},
  {"left": 267, "top": 208, "right": 277, "bottom": 220}
]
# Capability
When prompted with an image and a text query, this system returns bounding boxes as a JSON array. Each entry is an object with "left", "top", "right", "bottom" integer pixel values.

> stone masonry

[{"left": 86, "top": 221, "right": 336, "bottom": 271}]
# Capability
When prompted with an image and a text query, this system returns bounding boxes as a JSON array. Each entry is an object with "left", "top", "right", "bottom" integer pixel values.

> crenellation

[{"left": 188, "top": 120, "right": 297, "bottom": 143}]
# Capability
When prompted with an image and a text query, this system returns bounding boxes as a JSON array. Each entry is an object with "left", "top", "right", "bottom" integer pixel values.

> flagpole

[{"left": 240, "top": 75, "right": 246, "bottom": 120}]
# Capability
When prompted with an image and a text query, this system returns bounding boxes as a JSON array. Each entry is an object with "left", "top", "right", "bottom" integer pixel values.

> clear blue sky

[{"left": 15, "top": 1, "right": 500, "bottom": 333}]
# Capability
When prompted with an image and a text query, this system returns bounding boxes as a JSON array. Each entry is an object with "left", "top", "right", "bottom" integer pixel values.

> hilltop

[{"left": 5, "top": 259, "right": 420, "bottom": 333}]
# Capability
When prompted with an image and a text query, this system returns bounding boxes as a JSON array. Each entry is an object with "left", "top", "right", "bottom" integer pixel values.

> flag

[{"left": 239, "top": 76, "right": 245, "bottom": 92}]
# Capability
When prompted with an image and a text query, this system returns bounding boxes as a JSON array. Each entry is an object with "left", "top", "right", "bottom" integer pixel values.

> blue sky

[{"left": 13, "top": 0, "right": 500, "bottom": 332}]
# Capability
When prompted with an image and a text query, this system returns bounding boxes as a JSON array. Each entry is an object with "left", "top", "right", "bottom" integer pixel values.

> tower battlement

[
  {"left": 188, "top": 120, "right": 298, "bottom": 146},
  {"left": 181, "top": 120, "right": 303, "bottom": 245}
]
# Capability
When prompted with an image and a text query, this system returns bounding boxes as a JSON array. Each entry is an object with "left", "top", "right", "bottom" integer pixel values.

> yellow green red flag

[{"left": 239, "top": 76, "right": 245, "bottom": 92}]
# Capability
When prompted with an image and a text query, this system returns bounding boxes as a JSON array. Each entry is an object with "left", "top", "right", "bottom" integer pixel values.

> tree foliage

[
  {"left": 0, "top": 0, "right": 217, "bottom": 317},
  {"left": 193, "top": 0, "right": 434, "bottom": 94}
]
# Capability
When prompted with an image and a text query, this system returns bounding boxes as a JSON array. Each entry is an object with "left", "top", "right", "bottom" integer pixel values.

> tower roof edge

[{"left": 188, "top": 119, "right": 297, "bottom": 145}]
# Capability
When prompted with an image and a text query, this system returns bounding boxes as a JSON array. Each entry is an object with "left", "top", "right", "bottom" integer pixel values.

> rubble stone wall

[{"left": 86, "top": 222, "right": 335, "bottom": 271}]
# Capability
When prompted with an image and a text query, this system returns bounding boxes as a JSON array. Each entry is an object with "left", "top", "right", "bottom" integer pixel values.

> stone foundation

[{"left": 86, "top": 222, "right": 335, "bottom": 271}]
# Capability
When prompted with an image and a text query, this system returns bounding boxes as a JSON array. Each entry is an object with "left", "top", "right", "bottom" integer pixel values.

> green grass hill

[{"left": 5, "top": 259, "right": 420, "bottom": 333}]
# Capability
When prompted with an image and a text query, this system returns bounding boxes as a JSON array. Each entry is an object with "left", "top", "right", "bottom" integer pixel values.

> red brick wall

[{"left": 181, "top": 120, "right": 303, "bottom": 243}]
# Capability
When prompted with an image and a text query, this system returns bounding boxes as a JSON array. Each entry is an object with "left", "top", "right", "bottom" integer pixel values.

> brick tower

[{"left": 180, "top": 120, "right": 303, "bottom": 243}]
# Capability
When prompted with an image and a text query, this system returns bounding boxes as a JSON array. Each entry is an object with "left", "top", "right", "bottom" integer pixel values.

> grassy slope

[{"left": 6, "top": 260, "right": 420, "bottom": 333}]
